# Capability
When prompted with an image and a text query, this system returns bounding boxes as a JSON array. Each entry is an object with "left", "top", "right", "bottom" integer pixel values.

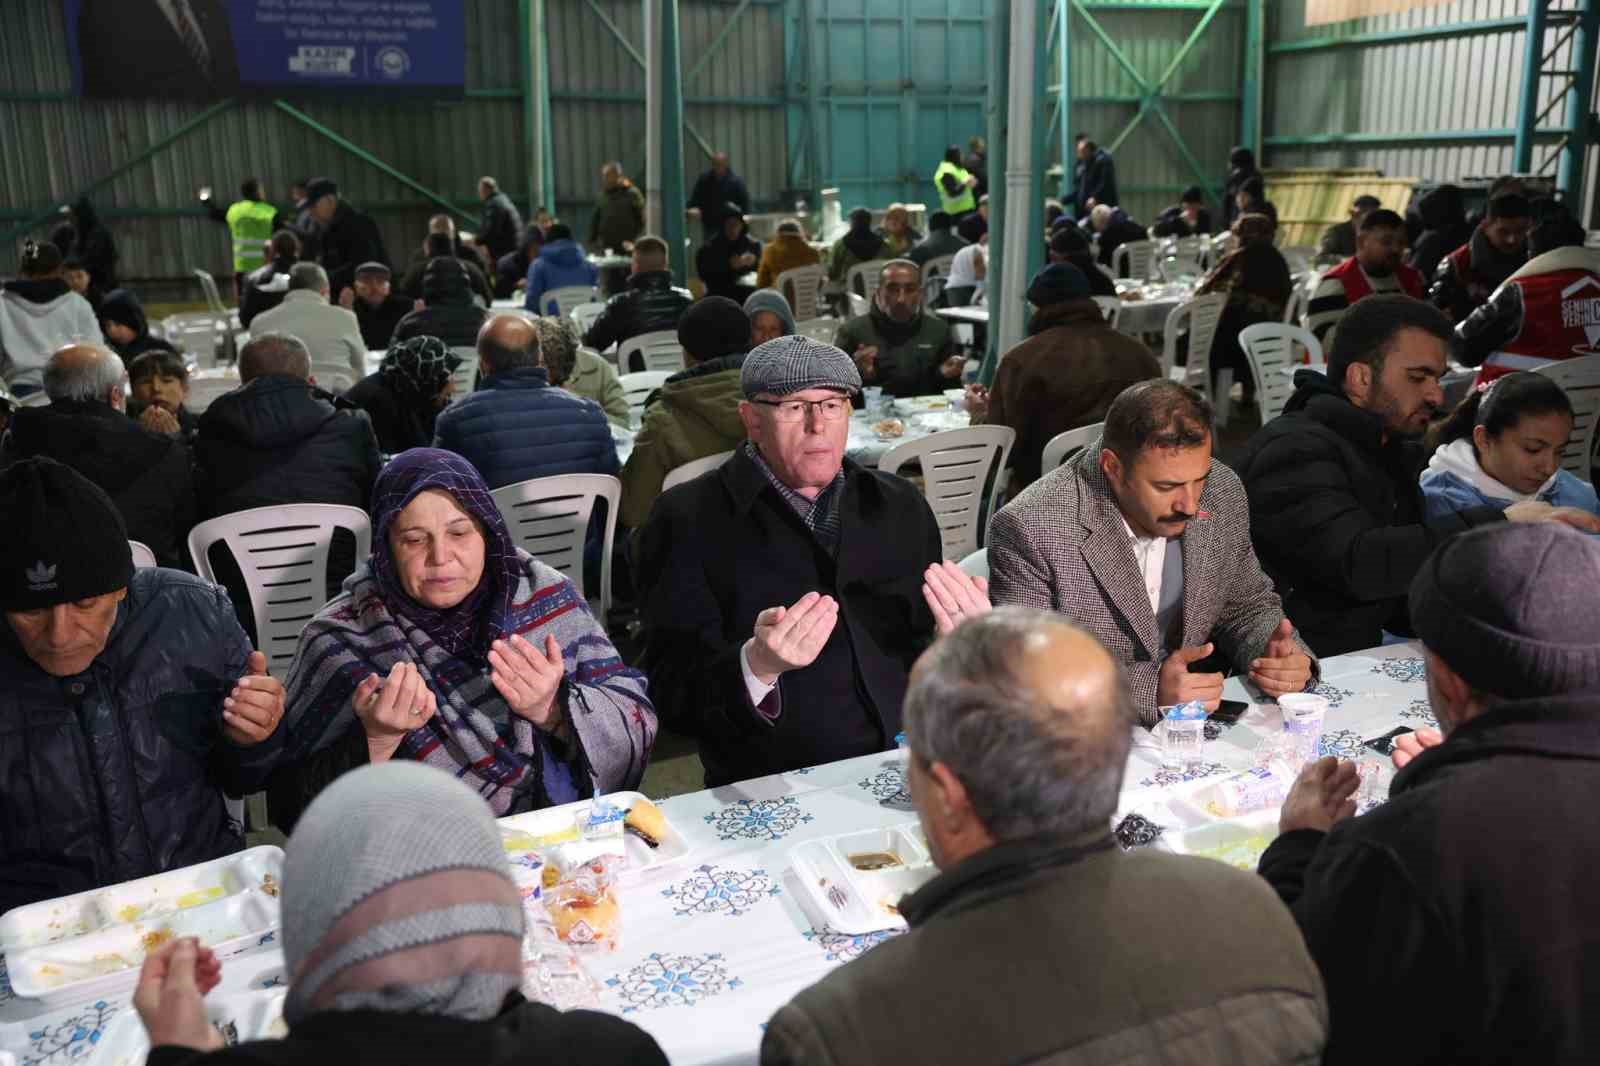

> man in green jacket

[
  {"left": 833, "top": 260, "right": 963, "bottom": 398},
  {"left": 589, "top": 162, "right": 647, "bottom": 254},
  {"left": 620, "top": 296, "right": 749, "bottom": 530}
]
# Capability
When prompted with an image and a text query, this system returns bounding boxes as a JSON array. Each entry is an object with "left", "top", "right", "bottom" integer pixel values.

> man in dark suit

[{"left": 77, "top": 0, "right": 240, "bottom": 99}]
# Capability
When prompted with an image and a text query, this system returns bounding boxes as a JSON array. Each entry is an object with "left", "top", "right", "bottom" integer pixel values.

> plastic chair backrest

[
  {"left": 570, "top": 302, "right": 608, "bottom": 337},
  {"left": 309, "top": 364, "right": 355, "bottom": 396},
  {"left": 1240, "top": 322, "right": 1324, "bottom": 426},
  {"left": 192, "top": 269, "right": 227, "bottom": 314},
  {"left": 846, "top": 292, "right": 869, "bottom": 318},
  {"left": 162, "top": 312, "right": 226, "bottom": 362},
  {"left": 879, "top": 425, "right": 1015, "bottom": 560},
  {"left": 187, "top": 504, "right": 372, "bottom": 678},
  {"left": 1112, "top": 240, "right": 1155, "bottom": 281},
  {"left": 846, "top": 259, "right": 890, "bottom": 302},
  {"left": 1091, "top": 295, "right": 1122, "bottom": 329},
  {"left": 1161, "top": 293, "right": 1228, "bottom": 404},
  {"left": 184, "top": 374, "right": 239, "bottom": 413},
  {"left": 129, "top": 541, "right": 158, "bottom": 569},
  {"left": 1280, "top": 246, "right": 1315, "bottom": 275},
  {"left": 777, "top": 264, "right": 826, "bottom": 322},
  {"left": 447, "top": 346, "right": 478, "bottom": 402},
  {"left": 1040, "top": 422, "right": 1103, "bottom": 474},
  {"left": 923, "top": 254, "right": 956, "bottom": 280},
  {"left": 1158, "top": 236, "right": 1208, "bottom": 280},
  {"left": 490, "top": 473, "right": 620, "bottom": 620},
  {"left": 619, "top": 330, "right": 684, "bottom": 374},
  {"left": 1534, "top": 354, "right": 1600, "bottom": 483},
  {"left": 618, "top": 370, "right": 673, "bottom": 420},
  {"left": 661, "top": 450, "right": 734, "bottom": 493},
  {"left": 18, "top": 390, "right": 52, "bottom": 408},
  {"left": 794, "top": 317, "right": 841, "bottom": 345},
  {"left": 543, "top": 285, "right": 596, "bottom": 317}
]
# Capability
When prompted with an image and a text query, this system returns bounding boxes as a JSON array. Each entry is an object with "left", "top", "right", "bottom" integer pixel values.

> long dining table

[{"left": 0, "top": 641, "right": 1431, "bottom": 1066}]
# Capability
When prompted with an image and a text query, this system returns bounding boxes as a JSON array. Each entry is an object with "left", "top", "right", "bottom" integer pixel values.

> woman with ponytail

[
  {"left": 1421, "top": 371, "right": 1599, "bottom": 522},
  {"left": 0, "top": 239, "right": 104, "bottom": 396}
]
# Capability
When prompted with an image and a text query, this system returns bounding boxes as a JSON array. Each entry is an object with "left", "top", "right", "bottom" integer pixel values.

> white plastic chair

[
  {"left": 570, "top": 301, "right": 607, "bottom": 338},
  {"left": 1091, "top": 295, "right": 1122, "bottom": 330},
  {"left": 846, "top": 292, "right": 869, "bottom": 318},
  {"left": 1161, "top": 294, "right": 1228, "bottom": 403},
  {"left": 1112, "top": 240, "right": 1156, "bottom": 281},
  {"left": 1239, "top": 323, "right": 1324, "bottom": 426},
  {"left": 619, "top": 331, "right": 684, "bottom": 374},
  {"left": 129, "top": 541, "right": 158, "bottom": 569},
  {"left": 958, "top": 548, "right": 988, "bottom": 581},
  {"left": 879, "top": 426, "right": 1015, "bottom": 560},
  {"left": 188, "top": 504, "right": 373, "bottom": 678},
  {"left": 447, "top": 346, "right": 478, "bottom": 402},
  {"left": 541, "top": 285, "right": 596, "bottom": 318},
  {"left": 777, "top": 264, "right": 826, "bottom": 322},
  {"left": 163, "top": 312, "right": 226, "bottom": 363},
  {"left": 1040, "top": 422, "right": 1104, "bottom": 474},
  {"left": 1205, "top": 232, "right": 1234, "bottom": 268},
  {"left": 1534, "top": 355, "right": 1600, "bottom": 483},
  {"left": 661, "top": 449, "right": 734, "bottom": 493},
  {"left": 923, "top": 253, "right": 956, "bottom": 281},
  {"left": 309, "top": 363, "right": 356, "bottom": 396},
  {"left": 794, "top": 317, "right": 841, "bottom": 346},
  {"left": 619, "top": 370, "right": 673, "bottom": 422},
  {"left": 17, "top": 390, "right": 51, "bottom": 408},
  {"left": 1280, "top": 246, "right": 1315, "bottom": 276},
  {"left": 491, "top": 474, "right": 620, "bottom": 620},
  {"left": 184, "top": 375, "right": 239, "bottom": 413},
  {"left": 1158, "top": 236, "right": 1208, "bottom": 280},
  {"left": 846, "top": 259, "right": 891, "bottom": 303}
]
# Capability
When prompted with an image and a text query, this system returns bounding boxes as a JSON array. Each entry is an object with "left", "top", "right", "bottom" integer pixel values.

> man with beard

[
  {"left": 1430, "top": 193, "right": 1533, "bottom": 324},
  {"left": 1306, "top": 209, "right": 1423, "bottom": 345},
  {"left": 832, "top": 260, "right": 962, "bottom": 398},
  {"left": 1234, "top": 296, "right": 1596, "bottom": 656}
]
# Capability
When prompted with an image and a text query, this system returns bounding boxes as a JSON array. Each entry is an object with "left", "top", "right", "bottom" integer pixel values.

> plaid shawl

[{"left": 283, "top": 449, "right": 656, "bottom": 813}]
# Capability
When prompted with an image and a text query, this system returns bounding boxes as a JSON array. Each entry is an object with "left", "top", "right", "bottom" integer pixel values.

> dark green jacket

[
  {"left": 589, "top": 182, "right": 647, "bottom": 252},
  {"left": 832, "top": 309, "right": 956, "bottom": 398},
  {"left": 619, "top": 354, "right": 747, "bottom": 529}
]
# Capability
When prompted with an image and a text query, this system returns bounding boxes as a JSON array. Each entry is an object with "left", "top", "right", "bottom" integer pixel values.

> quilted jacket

[{"left": 432, "top": 365, "right": 618, "bottom": 490}]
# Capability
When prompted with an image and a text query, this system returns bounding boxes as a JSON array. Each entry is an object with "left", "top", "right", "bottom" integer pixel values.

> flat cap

[
  {"left": 354, "top": 261, "right": 390, "bottom": 279},
  {"left": 741, "top": 335, "right": 861, "bottom": 398},
  {"left": 305, "top": 177, "right": 338, "bottom": 202}
]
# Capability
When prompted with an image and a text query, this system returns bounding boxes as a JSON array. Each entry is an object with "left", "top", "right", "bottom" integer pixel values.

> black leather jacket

[
  {"left": 0, "top": 568, "right": 284, "bottom": 912},
  {"left": 582, "top": 271, "right": 692, "bottom": 366}
]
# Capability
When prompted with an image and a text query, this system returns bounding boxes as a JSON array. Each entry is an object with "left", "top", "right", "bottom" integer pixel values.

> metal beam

[
  {"left": 520, "top": 0, "right": 549, "bottom": 216},
  {"left": 981, "top": 0, "right": 1010, "bottom": 383},
  {"left": 685, "top": 0, "right": 754, "bottom": 84},
  {"left": 1558, "top": 0, "right": 1600, "bottom": 196},
  {"left": 1269, "top": 16, "right": 1525, "bottom": 54},
  {"left": 271, "top": 100, "right": 475, "bottom": 223},
  {"left": 1057, "top": 0, "right": 1071, "bottom": 202},
  {"left": 646, "top": 0, "right": 689, "bottom": 281},
  {"left": 551, "top": 90, "right": 783, "bottom": 107},
  {"left": 0, "top": 98, "right": 235, "bottom": 247},
  {"left": 1514, "top": 2, "right": 1553, "bottom": 172},
  {"left": 1265, "top": 128, "right": 1539, "bottom": 146},
  {"left": 1049, "top": 90, "right": 1239, "bottom": 103},
  {"left": 1150, "top": 0, "right": 1229, "bottom": 96},
  {"left": 1241, "top": 0, "right": 1263, "bottom": 160},
  {"left": 583, "top": 0, "right": 648, "bottom": 68}
]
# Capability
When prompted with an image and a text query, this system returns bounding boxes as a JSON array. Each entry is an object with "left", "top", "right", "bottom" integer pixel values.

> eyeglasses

[{"left": 752, "top": 397, "right": 852, "bottom": 423}]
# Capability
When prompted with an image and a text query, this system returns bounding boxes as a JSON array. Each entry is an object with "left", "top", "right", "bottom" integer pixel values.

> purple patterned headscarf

[{"left": 369, "top": 449, "right": 519, "bottom": 661}]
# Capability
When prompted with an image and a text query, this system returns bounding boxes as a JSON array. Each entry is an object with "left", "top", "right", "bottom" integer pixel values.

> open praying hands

[{"left": 922, "top": 561, "right": 991, "bottom": 635}]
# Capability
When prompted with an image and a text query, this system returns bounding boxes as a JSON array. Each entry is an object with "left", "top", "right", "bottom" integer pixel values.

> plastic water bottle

[{"left": 1160, "top": 700, "right": 1207, "bottom": 772}]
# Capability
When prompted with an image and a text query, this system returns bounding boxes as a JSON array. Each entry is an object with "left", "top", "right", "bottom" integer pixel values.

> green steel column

[
  {"left": 542, "top": 28, "right": 556, "bottom": 215},
  {"left": 520, "top": 0, "right": 549, "bottom": 214},
  {"left": 1027, "top": 0, "right": 1049, "bottom": 291},
  {"left": 1057, "top": 0, "right": 1071, "bottom": 203},
  {"left": 980, "top": 0, "right": 1010, "bottom": 383},
  {"left": 646, "top": 0, "right": 689, "bottom": 280},
  {"left": 1514, "top": 0, "right": 1552, "bottom": 173},
  {"left": 1559, "top": 0, "right": 1599, "bottom": 197},
  {"left": 1241, "top": 0, "right": 1263, "bottom": 160}
]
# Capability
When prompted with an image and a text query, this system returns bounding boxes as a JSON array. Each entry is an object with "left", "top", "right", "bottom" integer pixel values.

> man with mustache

[
  {"left": 989, "top": 379, "right": 1316, "bottom": 725},
  {"left": 1306, "top": 208, "right": 1424, "bottom": 346},
  {"left": 1236, "top": 295, "right": 1600, "bottom": 656}
]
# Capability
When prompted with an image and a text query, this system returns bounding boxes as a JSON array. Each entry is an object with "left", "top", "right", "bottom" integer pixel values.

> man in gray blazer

[{"left": 989, "top": 379, "right": 1316, "bottom": 724}]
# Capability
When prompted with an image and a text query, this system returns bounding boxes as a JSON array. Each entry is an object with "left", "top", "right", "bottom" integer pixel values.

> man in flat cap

[
  {"left": 338, "top": 261, "right": 414, "bottom": 351},
  {"left": 0, "top": 458, "right": 286, "bottom": 912},
  {"left": 635, "top": 336, "right": 990, "bottom": 787},
  {"left": 1262, "top": 521, "right": 1600, "bottom": 1064},
  {"left": 305, "top": 177, "right": 389, "bottom": 303}
]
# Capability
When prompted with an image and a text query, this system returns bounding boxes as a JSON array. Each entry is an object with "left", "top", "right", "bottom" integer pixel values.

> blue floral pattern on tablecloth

[
  {"left": 253, "top": 970, "right": 286, "bottom": 990},
  {"left": 1398, "top": 699, "right": 1438, "bottom": 727},
  {"left": 857, "top": 765, "right": 907, "bottom": 802},
  {"left": 1371, "top": 657, "right": 1426, "bottom": 684},
  {"left": 661, "top": 865, "right": 781, "bottom": 918},
  {"left": 1307, "top": 682, "right": 1358, "bottom": 708},
  {"left": 604, "top": 952, "right": 742, "bottom": 1014},
  {"left": 24, "top": 999, "right": 117, "bottom": 1064},
  {"left": 1318, "top": 729, "right": 1367, "bottom": 759},
  {"left": 703, "top": 797, "right": 815, "bottom": 842},
  {"left": 801, "top": 927, "right": 903, "bottom": 963},
  {"left": 0, "top": 953, "right": 13, "bottom": 1004},
  {"left": 1136, "top": 761, "right": 1230, "bottom": 788}
]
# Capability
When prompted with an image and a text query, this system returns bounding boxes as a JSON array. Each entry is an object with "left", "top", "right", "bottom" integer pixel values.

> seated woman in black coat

[
  {"left": 695, "top": 205, "right": 762, "bottom": 304},
  {"left": 1195, "top": 212, "right": 1293, "bottom": 405},
  {"left": 133, "top": 762, "right": 667, "bottom": 1066},
  {"left": 343, "top": 335, "right": 461, "bottom": 455}
]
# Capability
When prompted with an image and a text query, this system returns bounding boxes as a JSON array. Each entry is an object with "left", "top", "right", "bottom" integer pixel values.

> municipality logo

[
  {"left": 26, "top": 560, "right": 58, "bottom": 592},
  {"left": 374, "top": 46, "right": 411, "bottom": 80}
]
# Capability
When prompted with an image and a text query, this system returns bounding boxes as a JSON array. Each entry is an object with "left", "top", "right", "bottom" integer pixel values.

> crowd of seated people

[{"left": 9, "top": 148, "right": 1600, "bottom": 1066}]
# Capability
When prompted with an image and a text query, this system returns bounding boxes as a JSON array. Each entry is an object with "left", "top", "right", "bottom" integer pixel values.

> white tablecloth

[
  {"left": 1114, "top": 282, "right": 1193, "bottom": 336},
  {"left": 0, "top": 642, "right": 1431, "bottom": 1065},
  {"left": 846, "top": 397, "right": 969, "bottom": 468}
]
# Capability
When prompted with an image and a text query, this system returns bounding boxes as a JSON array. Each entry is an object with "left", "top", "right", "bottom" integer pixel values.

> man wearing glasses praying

[{"left": 636, "top": 335, "right": 990, "bottom": 787}]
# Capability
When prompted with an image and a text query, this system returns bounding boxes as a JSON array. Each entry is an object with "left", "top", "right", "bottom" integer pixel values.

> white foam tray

[
  {"left": 790, "top": 821, "right": 937, "bottom": 936},
  {"left": 87, "top": 986, "right": 287, "bottom": 1066},
  {"left": 496, "top": 791, "right": 691, "bottom": 877}
]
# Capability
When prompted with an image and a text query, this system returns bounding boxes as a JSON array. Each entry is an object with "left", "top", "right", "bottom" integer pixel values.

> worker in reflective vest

[
  {"left": 203, "top": 177, "right": 282, "bottom": 296},
  {"left": 1456, "top": 224, "right": 1600, "bottom": 386},
  {"left": 934, "top": 146, "right": 978, "bottom": 219}
]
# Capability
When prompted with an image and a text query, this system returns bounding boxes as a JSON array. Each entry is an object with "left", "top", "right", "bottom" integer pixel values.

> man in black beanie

[
  {"left": 0, "top": 458, "right": 286, "bottom": 912},
  {"left": 1261, "top": 521, "right": 1600, "bottom": 1065},
  {"left": 1047, "top": 222, "right": 1117, "bottom": 296}
]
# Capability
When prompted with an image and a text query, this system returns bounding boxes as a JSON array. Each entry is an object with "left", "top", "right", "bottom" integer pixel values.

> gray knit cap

[
  {"left": 1409, "top": 522, "right": 1600, "bottom": 697},
  {"left": 741, "top": 334, "right": 861, "bottom": 398},
  {"left": 281, "top": 762, "right": 523, "bottom": 1026}
]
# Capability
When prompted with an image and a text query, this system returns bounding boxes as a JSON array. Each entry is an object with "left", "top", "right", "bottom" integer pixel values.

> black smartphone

[
  {"left": 1209, "top": 699, "right": 1250, "bottom": 723},
  {"left": 1364, "top": 726, "right": 1414, "bottom": 755}
]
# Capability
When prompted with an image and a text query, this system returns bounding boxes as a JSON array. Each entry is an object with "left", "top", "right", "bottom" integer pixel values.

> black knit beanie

[
  {"left": 0, "top": 457, "right": 133, "bottom": 611},
  {"left": 1409, "top": 522, "right": 1600, "bottom": 698},
  {"left": 1026, "top": 263, "right": 1090, "bottom": 307},
  {"left": 678, "top": 296, "right": 751, "bottom": 362}
]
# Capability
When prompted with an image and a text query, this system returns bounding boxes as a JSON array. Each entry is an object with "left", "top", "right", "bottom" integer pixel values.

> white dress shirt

[
  {"left": 1120, "top": 513, "right": 1167, "bottom": 616},
  {"left": 740, "top": 642, "right": 780, "bottom": 716}
]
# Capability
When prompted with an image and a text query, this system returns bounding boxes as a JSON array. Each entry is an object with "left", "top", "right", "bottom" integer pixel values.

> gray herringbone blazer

[{"left": 989, "top": 438, "right": 1316, "bottom": 723}]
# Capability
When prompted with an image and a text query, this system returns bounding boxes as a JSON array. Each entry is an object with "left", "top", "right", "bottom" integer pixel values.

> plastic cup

[
  {"left": 863, "top": 386, "right": 884, "bottom": 412},
  {"left": 1278, "top": 692, "right": 1329, "bottom": 760}
]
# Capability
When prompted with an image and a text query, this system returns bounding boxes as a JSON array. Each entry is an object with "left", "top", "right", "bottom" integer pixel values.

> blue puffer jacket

[
  {"left": 432, "top": 365, "right": 619, "bottom": 489},
  {"left": 0, "top": 568, "right": 284, "bottom": 912},
  {"left": 525, "top": 240, "right": 600, "bottom": 314},
  {"left": 1420, "top": 438, "right": 1600, "bottom": 523}
]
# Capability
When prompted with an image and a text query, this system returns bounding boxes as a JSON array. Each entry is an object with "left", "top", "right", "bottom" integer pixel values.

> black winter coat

[
  {"left": 393, "top": 257, "right": 492, "bottom": 348},
  {"left": 635, "top": 449, "right": 943, "bottom": 787},
  {"left": 494, "top": 248, "right": 532, "bottom": 299},
  {"left": 479, "top": 191, "right": 524, "bottom": 261},
  {"left": 239, "top": 257, "right": 294, "bottom": 328},
  {"left": 343, "top": 371, "right": 442, "bottom": 456},
  {"left": 583, "top": 271, "right": 693, "bottom": 366},
  {"left": 1150, "top": 205, "right": 1213, "bottom": 238},
  {"left": 319, "top": 201, "right": 389, "bottom": 299},
  {"left": 0, "top": 568, "right": 282, "bottom": 914},
  {"left": 352, "top": 293, "right": 413, "bottom": 350},
  {"left": 1259, "top": 695, "right": 1600, "bottom": 1065},
  {"left": 1, "top": 400, "right": 195, "bottom": 568},
  {"left": 1233, "top": 370, "right": 1502, "bottom": 655},
  {"left": 194, "top": 374, "right": 381, "bottom": 520},
  {"left": 146, "top": 993, "right": 665, "bottom": 1066},
  {"left": 695, "top": 232, "right": 762, "bottom": 301}
]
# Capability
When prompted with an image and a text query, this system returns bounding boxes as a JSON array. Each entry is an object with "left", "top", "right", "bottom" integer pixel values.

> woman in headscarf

[
  {"left": 270, "top": 449, "right": 656, "bottom": 832},
  {"left": 743, "top": 288, "right": 796, "bottom": 346},
  {"left": 133, "top": 762, "right": 668, "bottom": 1065},
  {"left": 344, "top": 335, "right": 463, "bottom": 454},
  {"left": 827, "top": 206, "right": 887, "bottom": 283},
  {"left": 1196, "top": 213, "right": 1293, "bottom": 407}
]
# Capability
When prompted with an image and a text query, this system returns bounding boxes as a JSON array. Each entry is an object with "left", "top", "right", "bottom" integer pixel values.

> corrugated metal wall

[
  {"left": 1049, "top": 0, "right": 1245, "bottom": 228},
  {"left": 1264, "top": 0, "right": 1578, "bottom": 186}
]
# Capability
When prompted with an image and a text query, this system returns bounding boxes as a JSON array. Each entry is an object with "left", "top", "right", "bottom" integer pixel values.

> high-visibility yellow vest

[
  {"left": 225, "top": 199, "right": 278, "bottom": 272},
  {"left": 934, "top": 161, "right": 977, "bottom": 216}
]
